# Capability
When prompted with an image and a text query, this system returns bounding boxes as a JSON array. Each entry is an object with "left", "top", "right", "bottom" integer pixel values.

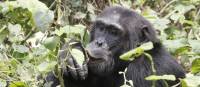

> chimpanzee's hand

[{"left": 59, "top": 41, "right": 88, "bottom": 80}]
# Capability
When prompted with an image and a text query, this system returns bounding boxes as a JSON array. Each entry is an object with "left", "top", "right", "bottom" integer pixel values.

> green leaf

[
  {"left": 180, "top": 79, "right": 188, "bottom": 87},
  {"left": 33, "top": 10, "right": 54, "bottom": 32},
  {"left": 12, "top": 44, "right": 29, "bottom": 53},
  {"left": 37, "top": 61, "right": 57, "bottom": 73},
  {"left": 9, "top": 81, "right": 27, "bottom": 87},
  {"left": 134, "top": 0, "right": 146, "bottom": 6},
  {"left": 26, "top": 32, "right": 45, "bottom": 47},
  {"left": 170, "top": 13, "right": 182, "bottom": 21},
  {"left": 43, "top": 36, "right": 60, "bottom": 51},
  {"left": 120, "top": 42, "right": 153, "bottom": 61},
  {"left": 120, "top": 47, "right": 144, "bottom": 61},
  {"left": 16, "top": 65, "right": 32, "bottom": 81},
  {"left": 175, "top": 46, "right": 191, "bottom": 55},
  {"left": 59, "top": 24, "right": 88, "bottom": 42},
  {"left": 175, "top": 4, "right": 195, "bottom": 14},
  {"left": 0, "top": 78, "right": 7, "bottom": 87},
  {"left": 142, "top": 7, "right": 158, "bottom": 23},
  {"left": 12, "top": 52, "right": 28, "bottom": 58},
  {"left": 120, "top": 0, "right": 132, "bottom": 8},
  {"left": 8, "top": 23, "right": 24, "bottom": 42},
  {"left": 181, "top": 74, "right": 200, "bottom": 87},
  {"left": 0, "top": 27, "right": 9, "bottom": 43},
  {"left": 145, "top": 75, "right": 176, "bottom": 81},
  {"left": 0, "top": 61, "right": 10, "bottom": 72},
  {"left": 71, "top": 48, "right": 85, "bottom": 65},
  {"left": 163, "top": 39, "right": 188, "bottom": 54},
  {"left": 17, "top": 0, "right": 54, "bottom": 32},
  {"left": 154, "top": 18, "right": 170, "bottom": 30},
  {"left": 189, "top": 40, "right": 200, "bottom": 54},
  {"left": 3, "top": 0, "right": 54, "bottom": 32},
  {"left": 140, "top": 42, "right": 154, "bottom": 51},
  {"left": 191, "top": 58, "right": 200, "bottom": 74}
]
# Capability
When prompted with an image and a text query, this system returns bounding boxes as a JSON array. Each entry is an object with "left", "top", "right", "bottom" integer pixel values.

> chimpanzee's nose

[
  {"left": 95, "top": 38, "right": 105, "bottom": 47},
  {"left": 95, "top": 40, "right": 103, "bottom": 47}
]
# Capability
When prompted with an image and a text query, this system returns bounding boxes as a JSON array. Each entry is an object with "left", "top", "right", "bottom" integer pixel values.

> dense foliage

[{"left": 0, "top": 0, "right": 200, "bottom": 87}]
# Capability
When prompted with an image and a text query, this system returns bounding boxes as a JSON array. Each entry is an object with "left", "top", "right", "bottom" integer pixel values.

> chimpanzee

[{"left": 45, "top": 6, "right": 185, "bottom": 87}]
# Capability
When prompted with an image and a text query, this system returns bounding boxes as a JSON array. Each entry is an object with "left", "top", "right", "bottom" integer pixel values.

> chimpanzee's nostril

[
  {"left": 95, "top": 38, "right": 106, "bottom": 47},
  {"left": 96, "top": 41, "right": 103, "bottom": 47}
]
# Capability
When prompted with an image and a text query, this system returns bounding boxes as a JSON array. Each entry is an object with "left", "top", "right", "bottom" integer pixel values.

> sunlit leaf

[
  {"left": 163, "top": 39, "right": 188, "bottom": 54},
  {"left": 16, "top": 65, "right": 32, "bottom": 81},
  {"left": 2, "top": 0, "right": 54, "bottom": 32},
  {"left": 0, "top": 79, "right": 7, "bottom": 87},
  {"left": 120, "top": 42, "right": 153, "bottom": 61},
  {"left": 181, "top": 73, "right": 200, "bottom": 87},
  {"left": 9, "top": 81, "right": 27, "bottom": 87},
  {"left": 0, "top": 61, "right": 10, "bottom": 72},
  {"left": 17, "top": 0, "right": 54, "bottom": 32},
  {"left": 170, "top": 13, "right": 182, "bottom": 21},
  {"left": 60, "top": 24, "right": 87, "bottom": 41},
  {"left": 71, "top": 48, "right": 85, "bottom": 65},
  {"left": 154, "top": 18, "right": 170, "bottom": 30},
  {"left": 37, "top": 61, "right": 57, "bottom": 73},
  {"left": 0, "top": 27, "right": 9, "bottom": 43},
  {"left": 191, "top": 58, "right": 200, "bottom": 74},
  {"left": 26, "top": 32, "right": 45, "bottom": 47},
  {"left": 43, "top": 36, "right": 60, "bottom": 51},
  {"left": 12, "top": 44, "right": 29, "bottom": 53},
  {"left": 189, "top": 40, "right": 200, "bottom": 54},
  {"left": 145, "top": 75, "right": 176, "bottom": 81},
  {"left": 33, "top": 10, "right": 54, "bottom": 32},
  {"left": 140, "top": 42, "right": 154, "bottom": 51},
  {"left": 8, "top": 23, "right": 24, "bottom": 42},
  {"left": 120, "top": 0, "right": 132, "bottom": 8},
  {"left": 120, "top": 47, "right": 144, "bottom": 61}
]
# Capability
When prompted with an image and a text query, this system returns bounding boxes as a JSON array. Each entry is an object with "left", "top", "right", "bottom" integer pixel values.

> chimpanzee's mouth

[{"left": 87, "top": 53, "right": 104, "bottom": 63}]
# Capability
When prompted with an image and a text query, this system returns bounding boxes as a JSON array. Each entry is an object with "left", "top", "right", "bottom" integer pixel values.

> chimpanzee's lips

[{"left": 87, "top": 52, "right": 104, "bottom": 63}]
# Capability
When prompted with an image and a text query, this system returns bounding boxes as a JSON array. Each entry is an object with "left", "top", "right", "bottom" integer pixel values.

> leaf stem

[{"left": 144, "top": 52, "right": 156, "bottom": 87}]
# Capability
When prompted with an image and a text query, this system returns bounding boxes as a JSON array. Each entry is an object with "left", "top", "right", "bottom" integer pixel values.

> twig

[
  {"left": 159, "top": 0, "right": 177, "bottom": 14},
  {"left": 20, "top": 28, "right": 35, "bottom": 44}
]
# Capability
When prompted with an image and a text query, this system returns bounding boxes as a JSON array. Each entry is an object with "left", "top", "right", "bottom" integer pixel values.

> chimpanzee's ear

[{"left": 141, "top": 25, "right": 159, "bottom": 43}]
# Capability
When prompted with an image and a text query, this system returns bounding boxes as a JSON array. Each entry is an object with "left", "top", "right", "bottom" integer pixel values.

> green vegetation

[{"left": 0, "top": 0, "right": 200, "bottom": 87}]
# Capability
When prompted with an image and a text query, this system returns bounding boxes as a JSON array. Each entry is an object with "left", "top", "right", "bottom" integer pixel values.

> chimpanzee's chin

[{"left": 88, "top": 61, "right": 114, "bottom": 76}]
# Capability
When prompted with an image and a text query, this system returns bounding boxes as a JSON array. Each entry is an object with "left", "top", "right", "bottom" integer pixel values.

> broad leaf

[
  {"left": 37, "top": 61, "right": 57, "bottom": 73},
  {"left": 120, "top": 42, "right": 153, "bottom": 61},
  {"left": 140, "top": 42, "right": 154, "bottom": 51},
  {"left": 12, "top": 44, "right": 29, "bottom": 53},
  {"left": 191, "top": 58, "right": 200, "bottom": 74},
  {"left": 71, "top": 48, "right": 85, "bottom": 65},
  {"left": 181, "top": 74, "right": 200, "bottom": 87},
  {"left": 120, "top": 47, "right": 144, "bottom": 61},
  {"left": 43, "top": 36, "right": 60, "bottom": 51}
]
